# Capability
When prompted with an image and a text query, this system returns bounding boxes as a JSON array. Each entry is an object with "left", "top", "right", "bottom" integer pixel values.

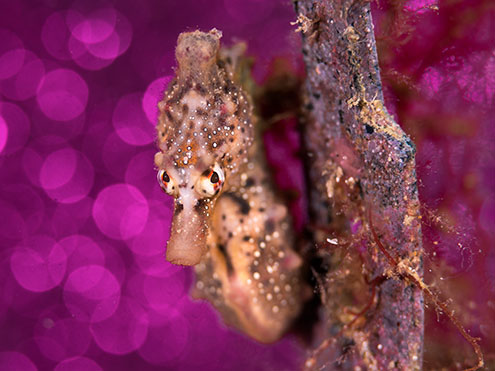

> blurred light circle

[
  {"left": 98, "top": 241, "right": 127, "bottom": 285},
  {"left": 68, "top": 36, "right": 115, "bottom": 71},
  {"left": 22, "top": 148, "right": 43, "bottom": 187},
  {"left": 66, "top": 31, "right": 94, "bottom": 59},
  {"left": 128, "top": 217, "right": 169, "bottom": 257},
  {"left": 0, "top": 50, "right": 45, "bottom": 101},
  {"left": 40, "top": 148, "right": 77, "bottom": 190},
  {"left": 144, "top": 301, "right": 179, "bottom": 328},
  {"left": 0, "top": 117, "right": 7, "bottom": 155},
  {"left": 125, "top": 150, "right": 157, "bottom": 196},
  {"left": 81, "top": 118, "right": 113, "bottom": 166},
  {"left": 0, "top": 29, "right": 26, "bottom": 80},
  {"left": 63, "top": 265, "right": 121, "bottom": 323},
  {"left": 138, "top": 309, "right": 189, "bottom": 365},
  {"left": 0, "top": 250, "right": 40, "bottom": 316},
  {"left": 143, "top": 271, "right": 187, "bottom": 313},
  {"left": 24, "top": 132, "right": 74, "bottom": 159},
  {"left": 59, "top": 235, "right": 105, "bottom": 273},
  {"left": 90, "top": 297, "right": 149, "bottom": 355},
  {"left": 67, "top": 8, "right": 117, "bottom": 44},
  {"left": 39, "top": 147, "right": 94, "bottom": 204},
  {"left": 134, "top": 254, "right": 183, "bottom": 278},
  {"left": 1, "top": 184, "right": 45, "bottom": 236},
  {"left": 85, "top": 11, "right": 132, "bottom": 59},
  {"left": 66, "top": 9, "right": 132, "bottom": 71},
  {"left": 0, "top": 102, "right": 30, "bottom": 155},
  {"left": 41, "top": 11, "right": 73, "bottom": 61},
  {"left": 0, "top": 351, "right": 37, "bottom": 371},
  {"left": 142, "top": 76, "right": 172, "bottom": 123},
  {"left": 10, "top": 235, "right": 67, "bottom": 293},
  {"left": 113, "top": 93, "right": 154, "bottom": 146},
  {"left": 36, "top": 69, "right": 89, "bottom": 121},
  {"left": 34, "top": 313, "right": 91, "bottom": 362},
  {"left": 85, "top": 32, "right": 120, "bottom": 60},
  {"left": 92, "top": 184, "right": 149, "bottom": 240},
  {"left": 128, "top": 199, "right": 175, "bottom": 277},
  {"left": 55, "top": 357, "right": 102, "bottom": 371},
  {"left": 101, "top": 132, "right": 140, "bottom": 181}
]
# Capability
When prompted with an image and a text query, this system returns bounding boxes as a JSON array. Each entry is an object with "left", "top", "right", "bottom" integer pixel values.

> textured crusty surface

[
  {"left": 155, "top": 29, "right": 304, "bottom": 343},
  {"left": 294, "top": 0, "right": 424, "bottom": 369}
]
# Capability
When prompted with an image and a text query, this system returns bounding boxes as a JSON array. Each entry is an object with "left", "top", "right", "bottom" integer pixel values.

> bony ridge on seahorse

[{"left": 154, "top": 29, "right": 305, "bottom": 343}]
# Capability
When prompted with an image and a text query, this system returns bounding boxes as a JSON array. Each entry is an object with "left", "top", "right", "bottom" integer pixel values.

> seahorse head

[{"left": 155, "top": 29, "right": 254, "bottom": 265}]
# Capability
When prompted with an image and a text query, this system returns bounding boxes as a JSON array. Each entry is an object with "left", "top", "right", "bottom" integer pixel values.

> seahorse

[{"left": 154, "top": 29, "right": 304, "bottom": 343}]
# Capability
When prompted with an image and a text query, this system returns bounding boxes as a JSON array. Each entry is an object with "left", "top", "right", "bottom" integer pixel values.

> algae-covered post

[{"left": 294, "top": 1, "right": 424, "bottom": 369}]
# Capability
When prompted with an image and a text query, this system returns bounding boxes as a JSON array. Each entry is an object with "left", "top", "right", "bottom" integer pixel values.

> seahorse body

[{"left": 155, "top": 29, "right": 304, "bottom": 342}]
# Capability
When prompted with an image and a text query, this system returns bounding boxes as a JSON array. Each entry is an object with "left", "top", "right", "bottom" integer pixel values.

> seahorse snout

[{"left": 165, "top": 203, "right": 209, "bottom": 266}]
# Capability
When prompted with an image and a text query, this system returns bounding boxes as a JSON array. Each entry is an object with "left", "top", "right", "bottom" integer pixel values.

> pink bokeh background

[
  {"left": 0, "top": 1, "right": 303, "bottom": 370},
  {"left": 0, "top": 0, "right": 493, "bottom": 369}
]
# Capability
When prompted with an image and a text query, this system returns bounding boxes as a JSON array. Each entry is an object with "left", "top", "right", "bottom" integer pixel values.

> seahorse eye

[
  {"left": 157, "top": 169, "right": 177, "bottom": 196},
  {"left": 210, "top": 171, "right": 220, "bottom": 184},
  {"left": 196, "top": 163, "right": 224, "bottom": 197}
]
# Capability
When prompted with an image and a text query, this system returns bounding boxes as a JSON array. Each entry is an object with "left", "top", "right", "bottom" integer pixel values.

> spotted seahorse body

[{"left": 155, "top": 29, "right": 304, "bottom": 343}]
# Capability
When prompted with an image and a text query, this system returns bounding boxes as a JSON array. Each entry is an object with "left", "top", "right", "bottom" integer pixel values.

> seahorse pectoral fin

[{"left": 166, "top": 206, "right": 209, "bottom": 266}]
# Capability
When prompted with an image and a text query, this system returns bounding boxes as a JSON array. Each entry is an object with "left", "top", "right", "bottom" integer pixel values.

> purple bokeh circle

[
  {"left": 113, "top": 93, "right": 154, "bottom": 146},
  {"left": 0, "top": 116, "right": 8, "bottom": 156},
  {"left": 40, "top": 148, "right": 78, "bottom": 190},
  {"left": 138, "top": 308, "right": 189, "bottom": 365},
  {"left": 39, "top": 147, "right": 95, "bottom": 203},
  {"left": 0, "top": 351, "right": 37, "bottom": 371},
  {"left": 0, "top": 28, "right": 26, "bottom": 80},
  {"left": 1, "top": 0, "right": 490, "bottom": 369},
  {"left": 124, "top": 150, "right": 157, "bottom": 196},
  {"left": 142, "top": 76, "right": 172, "bottom": 124},
  {"left": 34, "top": 310, "right": 92, "bottom": 362},
  {"left": 0, "top": 102, "right": 31, "bottom": 156},
  {"left": 0, "top": 50, "right": 45, "bottom": 101},
  {"left": 54, "top": 357, "right": 103, "bottom": 371},
  {"left": 59, "top": 234, "right": 105, "bottom": 273},
  {"left": 41, "top": 11, "right": 74, "bottom": 61},
  {"left": 0, "top": 184, "right": 45, "bottom": 238},
  {"left": 142, "top": 271, "right": 187, "bottom": 314},
  {"left": 63, "top": 264, "right": 121, "bottom": 323},
  {"left": 92, "top": 183, "right": 149, "bottom": 240},
  {"left": 90, "top": 297, "right": 149, "bottom": 355},
  {"left": 100, "top": 132, "right": 140, "bottom": 181},
  {"left": 10, "top": 235, "right": 67, "bottom": 293},
  {"left": 64, "top": 8, "right": 133, "bottom": 70},
  {"left": 128, "top": 217, "right": 169, "bottom": 257},
  {"left": 66, "top": 8, "right": 117, "bottom": 44},
  {"left": 36, "top": 69, "right": 89, "bottom": 121}
]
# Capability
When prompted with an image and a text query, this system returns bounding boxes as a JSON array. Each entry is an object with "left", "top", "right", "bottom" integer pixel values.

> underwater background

[{"left": 0, "top": 0, "right": 493, "bottom": 369}]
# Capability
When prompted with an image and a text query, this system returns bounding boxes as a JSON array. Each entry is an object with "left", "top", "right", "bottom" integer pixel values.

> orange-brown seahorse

[{"left": 154, "top": 29, "right": 304, "bottom": 343}]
